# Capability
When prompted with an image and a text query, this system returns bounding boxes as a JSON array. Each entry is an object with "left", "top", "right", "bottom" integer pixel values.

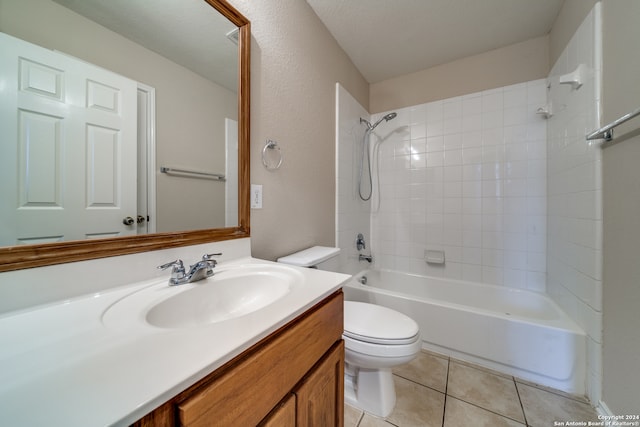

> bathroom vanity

[
  {"left": 0, "top": 240, "right": 350, "bottom": 426},
  {"left": 132, "top": 291, "right": 344, "bottom": 426}
]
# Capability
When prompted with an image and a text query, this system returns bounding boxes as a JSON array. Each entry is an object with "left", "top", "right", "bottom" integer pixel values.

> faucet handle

[
  {"left": 158, "top": 259, "right": 184, "bottom": 271},
  {"left": 202, "top": 253, "right": 222, "bottom": 267},
  {"left": 158, "top": 259, "right": 186, "bottom": 276}
]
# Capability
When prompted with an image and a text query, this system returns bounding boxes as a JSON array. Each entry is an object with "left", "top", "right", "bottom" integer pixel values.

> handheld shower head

[
  {"left": 357, "top": 112, "right": 398, "bottom": 201},
  {"left": 360, "top": 112, "right": 397, "bottom": 131}
]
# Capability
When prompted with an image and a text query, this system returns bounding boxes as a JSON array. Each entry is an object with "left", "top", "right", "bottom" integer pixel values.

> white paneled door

[{"left": 0, "top": 32, "right": 138, "bottom": 246}]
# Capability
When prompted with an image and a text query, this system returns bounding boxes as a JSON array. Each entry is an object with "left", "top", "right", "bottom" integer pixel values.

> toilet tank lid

[{"left": 276, "top": 246, "right": 340, "bottom": 267}]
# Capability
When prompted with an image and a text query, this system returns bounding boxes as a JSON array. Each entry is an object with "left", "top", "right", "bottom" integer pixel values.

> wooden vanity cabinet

[
  {"left": 131, "top": 291, "right": 344, "bottom": 427},
  {"left": 293, "top": 340, "right": 344, "bottom": 426}
]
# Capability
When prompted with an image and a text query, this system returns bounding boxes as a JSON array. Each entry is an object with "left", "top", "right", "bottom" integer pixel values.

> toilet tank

[{"left": 277, "top": 246, "right": 340, "bottom": 271}]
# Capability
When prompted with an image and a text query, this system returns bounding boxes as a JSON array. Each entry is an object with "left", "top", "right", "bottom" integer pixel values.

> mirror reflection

[{"left": 0, "top": 0, "right": 240, "bottom": 247}]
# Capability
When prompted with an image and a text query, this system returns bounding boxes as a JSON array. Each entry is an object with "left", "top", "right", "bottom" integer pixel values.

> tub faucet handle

[
  {"left": 359, "top": 254, "right": 373, "bottom": 263},
  {"left": 356, "top": 233, "right": 366, "bottom": 251}
]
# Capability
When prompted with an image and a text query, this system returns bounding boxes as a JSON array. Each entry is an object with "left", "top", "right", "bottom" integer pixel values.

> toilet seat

[
  {"left": 344, "top": 301, "right": 419, "bottom": 344},
  {"left": 343, "top": 333, "right": 421, "bottom": 359},
  {"left": 343, "top": 330, "right": 419, "bottom": 345}
]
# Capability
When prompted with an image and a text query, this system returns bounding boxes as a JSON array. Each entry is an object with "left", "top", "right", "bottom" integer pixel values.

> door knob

[
  {"left": 122, "top": 216, "right": 135, "bottom": 226},
  {"left": 136, "top": 215, "right": 146, "bottom": 224}
]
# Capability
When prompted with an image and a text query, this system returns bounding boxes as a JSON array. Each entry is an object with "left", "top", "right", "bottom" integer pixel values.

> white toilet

[
  {"left": 277, "top": 246, "right": 421, "bottom": 417},
  {"left": 342, "top": 301, "right": 420, "bottom": 417}
]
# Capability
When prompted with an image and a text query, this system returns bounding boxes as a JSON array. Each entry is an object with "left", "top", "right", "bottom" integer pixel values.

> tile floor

[{"left": 345, "top": 350, "right": 599, "bottom": 427}]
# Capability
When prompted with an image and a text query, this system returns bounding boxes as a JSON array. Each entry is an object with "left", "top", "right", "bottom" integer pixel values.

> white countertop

[{"left": 0, "top": 256, "right": 350, "bottom": 426}]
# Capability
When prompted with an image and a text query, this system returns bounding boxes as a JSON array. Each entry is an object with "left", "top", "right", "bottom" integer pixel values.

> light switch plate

[{"left": 251, "top": 184, "right": 263, "bottom": 209}]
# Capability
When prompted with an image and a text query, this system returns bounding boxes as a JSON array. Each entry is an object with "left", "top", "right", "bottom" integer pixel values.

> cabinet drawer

[{"left": 178, "top": 291, "right": 343, "bottom": 427}]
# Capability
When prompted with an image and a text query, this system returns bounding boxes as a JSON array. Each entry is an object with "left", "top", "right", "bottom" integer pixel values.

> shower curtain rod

[{"left": 586, "top": 106, "right": 640, "bottom": 142}]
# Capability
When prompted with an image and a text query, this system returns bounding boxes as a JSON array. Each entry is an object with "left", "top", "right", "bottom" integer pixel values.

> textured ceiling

[{"left": 306, "top": 0, "right": 564, "bottom": 83}]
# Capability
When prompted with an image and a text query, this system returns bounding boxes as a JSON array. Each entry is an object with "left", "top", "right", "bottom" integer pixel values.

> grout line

[
  {"left": 441, "top": 394, "right": 448, "bottom": 427},
  {"left": 441, "top": 357, "right": 450, "bottom": 427},
  {"left": 392, "top": 372, "right": 446, "bottom": 395},
  {"left": 355, "top": 410, "right": 364, "bottom": 427},
  {"left": 514, "top": 377, "right": 529, "bottom": 426}
]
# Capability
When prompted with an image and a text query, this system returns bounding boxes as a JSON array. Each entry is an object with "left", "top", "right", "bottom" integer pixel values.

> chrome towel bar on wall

[
  {"left": 586, "top": 106, "right": 640, "bottom": 142},
  {"left": 160, "top": 166, "right": 226, "bottom": 181}
]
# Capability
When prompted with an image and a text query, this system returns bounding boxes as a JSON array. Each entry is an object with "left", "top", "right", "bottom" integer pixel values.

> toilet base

[{"left": 344, "top": 364, "right": 396, "bottom": 418}]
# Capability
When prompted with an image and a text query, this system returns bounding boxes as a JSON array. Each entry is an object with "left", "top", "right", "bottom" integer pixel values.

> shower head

[{"left": 360, "top": 112, "right": 397, "bottom": 131}]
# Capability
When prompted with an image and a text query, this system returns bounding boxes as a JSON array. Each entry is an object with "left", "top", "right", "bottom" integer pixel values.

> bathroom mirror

[{"left": 0, "top": 0, "right": 250, "bottom": 272}]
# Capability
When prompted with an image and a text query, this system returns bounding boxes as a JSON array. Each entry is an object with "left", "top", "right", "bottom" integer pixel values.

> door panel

[
  {"left": 18, "top": 110, "right": 63, "bottom": 207},
  {"left": 0, "top": 32, "right": 138, "bottom": 245}
]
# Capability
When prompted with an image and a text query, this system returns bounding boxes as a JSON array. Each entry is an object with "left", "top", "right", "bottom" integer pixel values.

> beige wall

[
  {"left": 548, "top": 0, "right": 598, "bottom": 68},
  {"left": 601, "top": 0, "right": 640, "bottom": 414},
  {"left": 369, "top": 36, "right": 549, "bottom": 113},
  {"left": 0, "top": 0, "right": 236, "bottom": 232},
  {"left": 227, "top": 0, "right": 369, "bottom": 260}
]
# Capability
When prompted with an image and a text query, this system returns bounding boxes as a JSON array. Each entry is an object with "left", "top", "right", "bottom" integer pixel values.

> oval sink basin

[
  {"left": 147, "top": 271, "right": 291, "bottom": 328},
  {"left": 102, "top": 264, "right": 304, "bottom": 330}
]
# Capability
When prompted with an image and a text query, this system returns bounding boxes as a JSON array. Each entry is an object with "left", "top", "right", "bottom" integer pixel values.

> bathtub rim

[{"left": 348, "top": 268, "right": 585, "bottom": 335}]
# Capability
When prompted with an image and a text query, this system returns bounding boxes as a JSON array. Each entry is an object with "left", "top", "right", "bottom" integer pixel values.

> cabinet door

[
  {"left": 177, "top": 292, "right": 344, "bottom": 427},
  {"left": 295, "top": 341, "right": 344, "bottom": 427},
  {"left": 259, "top": 394, "right": 296, "bottom": 427}
]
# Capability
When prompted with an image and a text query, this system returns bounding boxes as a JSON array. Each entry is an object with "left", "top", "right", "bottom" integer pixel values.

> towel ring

[{"left": 262, "top": 139, "right": 283, "bottom": 171}]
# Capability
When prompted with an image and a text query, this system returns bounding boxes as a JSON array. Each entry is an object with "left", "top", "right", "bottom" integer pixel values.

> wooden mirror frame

[{"left": 0, "top": 0, "right": 250, "bottom": 273}]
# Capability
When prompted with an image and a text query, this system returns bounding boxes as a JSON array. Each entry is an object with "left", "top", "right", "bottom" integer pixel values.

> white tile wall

[
  {"left": 366, "top": 81, "right": 547, "bottom": 291},
  {"left": 546, "top": 3, "right": 602, "bottom": 404}
]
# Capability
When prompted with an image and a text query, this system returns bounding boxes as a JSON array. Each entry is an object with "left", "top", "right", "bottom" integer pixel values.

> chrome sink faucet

[{"left": 158, "top": 253, "right": 222, "bottom": 286}]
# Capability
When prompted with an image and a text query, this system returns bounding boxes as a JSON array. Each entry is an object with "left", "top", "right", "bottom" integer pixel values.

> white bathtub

[{"left": 343, "top": 269, "right": 586, "bottom": 395}]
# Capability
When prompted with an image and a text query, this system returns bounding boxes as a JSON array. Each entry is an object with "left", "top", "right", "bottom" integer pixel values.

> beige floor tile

[
  {"left": 345, "top": 403, "right": 363, "bottom": 427},
  {"left": 443, "top": 396, "right": 525, "bottom": 427},
  {"left": 447, "top": 361, "right": 525, "bottom": 423},
  {"left": 385, "top": 375, "right": 445, "bottom": 427},
  {"left": 450, "top": 357, "right": 513, "bottom": 380},
  {"left": 393, "top": 350, "right": 449, "bottom": 392},
  {"left": 515, "top": 378, "right": 590, "bottom": 404},
  {"left": 359, "top": 413, "right": 397, "bottom": 427},
  {"left": 517, "top": 383, "right": 598, "bottom": 427}
]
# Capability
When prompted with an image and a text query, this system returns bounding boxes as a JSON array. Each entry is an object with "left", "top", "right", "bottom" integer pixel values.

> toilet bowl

[
  {"left": 343, "top": 301, "right": 421, "bottom": 417},
  {"left": 277, "top": 246, "right": 421, "bottom": 417}
]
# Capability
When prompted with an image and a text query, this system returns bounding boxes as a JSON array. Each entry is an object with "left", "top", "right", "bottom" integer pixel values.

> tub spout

[{"left": 359, "top": 254, "right": 373, "bottom": 263}]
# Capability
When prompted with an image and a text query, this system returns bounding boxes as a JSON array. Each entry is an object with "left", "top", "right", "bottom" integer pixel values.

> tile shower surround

[
  {"left": 369, "top": 80, "right": 548, "bottom": 291},
  {"left": 336, "top": 4, "right": 602, "bottom": 403}
]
